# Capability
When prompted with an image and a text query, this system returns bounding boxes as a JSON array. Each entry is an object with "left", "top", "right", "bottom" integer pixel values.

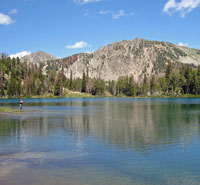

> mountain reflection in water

[{"left": 0, "top": 98, "right": 200, "bottom": 185}]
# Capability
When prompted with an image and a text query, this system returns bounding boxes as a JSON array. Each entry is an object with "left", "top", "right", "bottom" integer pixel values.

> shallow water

[{"left": 0, "top": 98, "right": 200, "bottom": 185}]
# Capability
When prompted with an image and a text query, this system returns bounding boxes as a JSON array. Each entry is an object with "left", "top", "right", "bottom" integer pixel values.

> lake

[{"left": 0, "top": 98, "right": 200, "bottom": 185}]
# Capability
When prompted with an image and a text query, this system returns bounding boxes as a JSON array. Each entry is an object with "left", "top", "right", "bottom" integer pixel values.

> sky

[{"left": 0, "top": 0, "right": 200, "bottom": 58}]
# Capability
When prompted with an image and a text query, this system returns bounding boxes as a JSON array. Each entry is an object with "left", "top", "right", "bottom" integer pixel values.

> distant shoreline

[{"left": 1, "top": 93, "right": 200, "bottom": 100}]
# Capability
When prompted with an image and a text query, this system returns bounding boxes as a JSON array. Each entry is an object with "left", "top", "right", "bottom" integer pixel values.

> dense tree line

[
  {"left": 1, "top": 54, "right": 200, "bottom": 98},
  {"left": 0, "top": 54, "right": 106, "bottom": 97},
  {"left": 108, "top": 61, "right": 200, "bottom": 97}
]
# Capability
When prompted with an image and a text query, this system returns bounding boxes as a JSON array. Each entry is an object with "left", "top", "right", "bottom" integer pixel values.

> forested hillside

[
  {"left": 40, "top": 38, "right": 200, "bottom": 83},
  {"left": 1, "top": 53, "right": 200, "bottom": 98}
]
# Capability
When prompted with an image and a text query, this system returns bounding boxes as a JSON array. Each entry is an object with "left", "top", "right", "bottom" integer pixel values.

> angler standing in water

[{"left": 19, "top": 98, "right": 24, "bottom": 110}]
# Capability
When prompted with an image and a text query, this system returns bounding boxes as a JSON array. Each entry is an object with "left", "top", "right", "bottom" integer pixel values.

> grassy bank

[
  {"left": 1, "top": 91, "right": 200, "bottom": 99},
  {"left": 0, "top": 107, "right": 27, "bottom": 114},
  {"left": 31, "top": 91, "right": 95, "bottom": 98},
  {"left": 0, "top": 91, "right": 96, "bottom": 99}
]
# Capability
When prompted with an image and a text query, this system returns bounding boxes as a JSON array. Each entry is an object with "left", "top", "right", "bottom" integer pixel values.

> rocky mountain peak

[
  {"left": 25, "top": 38, "right": 200, "bottom": 83},
  {"left": 20, "top": 51, "right": 57, "bottom": 63},
  {"left": 46, "top": 38, "right": 200, "bottom": 82}
]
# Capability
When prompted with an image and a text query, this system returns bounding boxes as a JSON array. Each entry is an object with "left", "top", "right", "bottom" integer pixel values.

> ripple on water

[{"left": 1, "top": 98, "right": 200, "bottom": 185}]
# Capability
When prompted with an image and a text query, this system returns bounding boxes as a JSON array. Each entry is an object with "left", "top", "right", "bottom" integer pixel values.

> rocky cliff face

[
  {"left": 43, "top": 38, "right": 200, "bottom": 82},
  {"left": 20, "top": 51, "right": 57, "bottom": 63}
]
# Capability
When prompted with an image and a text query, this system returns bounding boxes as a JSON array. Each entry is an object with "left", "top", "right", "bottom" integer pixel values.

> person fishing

[{"left": 19, "top": 98, "right": 24, "bottom": 110}]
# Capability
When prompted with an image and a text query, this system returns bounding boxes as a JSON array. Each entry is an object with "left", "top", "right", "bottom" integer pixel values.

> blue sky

[{"left": 1, "top": 0, "right": 200, "bottom": 58}]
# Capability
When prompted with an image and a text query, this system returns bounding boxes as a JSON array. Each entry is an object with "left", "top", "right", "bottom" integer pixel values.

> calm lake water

[{"left": 0, "top": 98, "right": 200, "bottom": 185}]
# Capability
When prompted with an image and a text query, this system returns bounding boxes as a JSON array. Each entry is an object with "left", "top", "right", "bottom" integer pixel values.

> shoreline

[
  {"left": 1, "top": 94, "right": 200, "bottom": 100},
  {"left": 0, "top": 107, "right": 38, "bottom": 115}
]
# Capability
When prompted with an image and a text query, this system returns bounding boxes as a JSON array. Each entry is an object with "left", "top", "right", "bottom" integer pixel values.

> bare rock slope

[
  {"left": 43, "top": 38, "right": 200, "bottom": 82},
  {"left": 20, "top": 51, "right": 57, "bottom": 63}
]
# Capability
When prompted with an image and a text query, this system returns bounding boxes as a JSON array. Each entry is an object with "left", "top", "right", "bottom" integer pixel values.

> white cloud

[
  {"left": 99, "top": 10, "right": 134, "bottom": 19},
  {"left": 0, "top": 13, "right": 14, "bottom": 25},
  {"left": 112, "top": 10, "right": 125, "bottom": 19},
  {"left": 163, "top": 0, "right": 200, "bottom": 17},
  {"left": 66, "top": 41, "right": 88, "bottom": 49},
  {"left": 99, "top": 10, "right": 109, "bottom": 15},
  {"left": 9, "top": 9, "right": 18, "bottom": 14},
  {"left": 163, "top": 0, "right": 176, "bottom": 13},
  {"left": 10, "top": 51, "right": 31, "bottom": 58},
  {"left": 73, "top": 0, "right": 101, "bottom": 4},
  {"left": 178, "top": 42, "right": 189, "bottom": 47}
]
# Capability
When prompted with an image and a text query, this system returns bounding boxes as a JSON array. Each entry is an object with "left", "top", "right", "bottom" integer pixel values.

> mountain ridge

[
  {"left": 19, "top": 38, "right": 200, "bottom": 82},
  {"left": 20, "top": 51, "right": 57, "bottom": 63},
  {"left": 42, "top": 38, "right": 200, "bottom": 82}
]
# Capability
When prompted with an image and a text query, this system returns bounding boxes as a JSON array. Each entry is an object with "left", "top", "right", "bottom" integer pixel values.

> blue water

[{"left": 0, "top": 98, "right": 200, "bottom": 185}]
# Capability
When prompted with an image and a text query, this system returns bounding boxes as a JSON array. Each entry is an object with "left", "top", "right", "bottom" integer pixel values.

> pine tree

[
  {"left": 159, "top": 77, "right": 167, "bottom": 95},
  {"left": 165, "top": 61, "right": 173, "bottom": 94},
  {"left": 193, "top": 70, "right": 199, "bottom": 95},
  {"left": 54, "top": 76, "right": 61, "bottom": 96},
  {"left": 184, "top": 66, "right": 193, "bottom": 94},
  {"left": 92, "top": 79, "right": 106, "bottom": 95},
  {"left": 81, "top": 71, "right": 86, "bottom": 92},
  {"left": 142, "top": 74, "right": 149, "bottom": 96},
  {"left": 69, "top": 70, "right": 73, "bottom": 90},
  {"left": 171, "top": 73, "right": 180, "bottom": 94},
  {"left": 128, "top": 76, "right": 136, "bottom": 96},
  {"left": 150, "top": 75, "right": 156, "bottom": 95},
  {"left": 196, "top": 65, "right": 200, "bottom": 94},
  {"left": 109, "top": 80, "right": 116, "bottom": 95}
]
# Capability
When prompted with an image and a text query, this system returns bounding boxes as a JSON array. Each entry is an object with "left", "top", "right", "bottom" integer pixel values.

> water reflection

[
  {"left": 1, "top": 98, "right": 200, "bottom": 185},
  {"left": 62, "top": 99, "right": 200, "bottom": 151},
  {"left": 1, "top": 98, "right": 200, "bottom": 152}
]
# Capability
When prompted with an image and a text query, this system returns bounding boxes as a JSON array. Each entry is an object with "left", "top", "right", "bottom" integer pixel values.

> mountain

[
  {"left": 20, "top": 51, "right": 57, "bottom": 63},
  {"left": 44, "top": 38, "right": 200, "bottom": 82}
]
